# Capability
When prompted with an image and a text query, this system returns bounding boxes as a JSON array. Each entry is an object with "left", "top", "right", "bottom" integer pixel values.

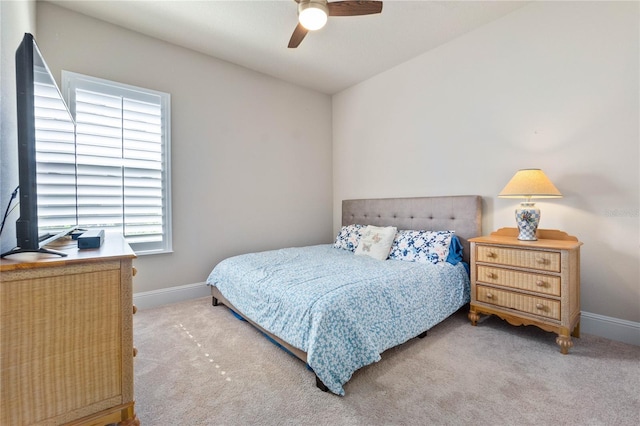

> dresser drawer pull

[
  {"left": 133, "top": 304, "right": 138, "bottom": 314},
  {"left": 133, "top": 347, "right": 138, "bottom": 357},
  {"left": 486, "top": 293, "right": 494, "bottom": 299},
  {"left": 535, "top": 303, "right": 547, "bottom": 311},
  {"left": 486, "top": 272, "right": 497, "bottom": 279},
  {"left": 485, "top": 252, "right": 496, "bottom": 258},
  {"left": 535, "top": 280, "right": 545, "bottom": 287},
  {"left": 536, "top": 258, "right": 548, "bottom": 265}
]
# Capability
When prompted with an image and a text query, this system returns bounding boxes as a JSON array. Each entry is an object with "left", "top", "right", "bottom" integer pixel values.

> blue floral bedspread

[{"left": 206, "top": 244, "right": 470, "bottom": 395}]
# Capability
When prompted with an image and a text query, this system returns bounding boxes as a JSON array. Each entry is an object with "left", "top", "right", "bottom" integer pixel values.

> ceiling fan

[{"left": 288, "top": 0, "right": 383, "bottom": 48}]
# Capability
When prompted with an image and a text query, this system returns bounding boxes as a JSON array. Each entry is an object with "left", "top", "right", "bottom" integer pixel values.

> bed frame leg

[
  {"left": 315, "top": 375, "right": 329, "bottom": 393},
  {"left": 212, "top": 296, "right": 219, "bottom": 307},
  {"left": 418, "top": 331, "right": 427, "bottom": 339}
]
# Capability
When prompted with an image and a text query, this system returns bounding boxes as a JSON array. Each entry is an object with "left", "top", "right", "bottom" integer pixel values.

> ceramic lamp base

[{"left": 515, "top": 202, "right": 540, "bottom": 241}]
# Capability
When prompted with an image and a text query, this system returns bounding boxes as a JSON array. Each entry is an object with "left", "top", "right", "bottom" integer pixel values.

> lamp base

[{"left": 515, "top": 202, "right": 540, "bottom": 241}]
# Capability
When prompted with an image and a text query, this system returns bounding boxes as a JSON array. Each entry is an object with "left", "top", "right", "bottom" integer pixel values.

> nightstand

[{"left": 468, "top": 228, "right": 582, "bottom": 354}]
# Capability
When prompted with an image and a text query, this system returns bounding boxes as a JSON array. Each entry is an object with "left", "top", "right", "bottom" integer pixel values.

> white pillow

[{"left": 354, "top": 225, "right": 397, "bottom": 260}]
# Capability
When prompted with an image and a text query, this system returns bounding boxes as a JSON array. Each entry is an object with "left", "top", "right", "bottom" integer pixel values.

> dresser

[
  {"left": 468, "top": 228, "right": 582, "bottom": 354},
  {"left": 1, "top": 233, "right": 139, "bottom": 425}
]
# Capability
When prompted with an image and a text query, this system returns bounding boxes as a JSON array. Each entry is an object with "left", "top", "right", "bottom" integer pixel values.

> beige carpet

[{"left": 133, "top": 297, "right": 639, "bottom": 425}]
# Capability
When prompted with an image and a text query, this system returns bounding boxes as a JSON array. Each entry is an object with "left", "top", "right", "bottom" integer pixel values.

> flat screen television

[{"left": 1, "top": 33, "right": 76, "bottom": 258}]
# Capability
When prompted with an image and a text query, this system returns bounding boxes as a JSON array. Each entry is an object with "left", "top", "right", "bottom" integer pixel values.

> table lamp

[{"left": 498, "top": 169, "right": 562, "bottom": 241}]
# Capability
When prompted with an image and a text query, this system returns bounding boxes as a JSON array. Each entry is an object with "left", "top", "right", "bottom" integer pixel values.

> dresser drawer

[
  {"left": 476, "top": 265, "right": 561, "bottom": 297},
  {"left": 476, "top": 245, "right": 560, "bottom": 272},
  {"left": 477, "top": 285, "right": 561, "bottom": 320}
]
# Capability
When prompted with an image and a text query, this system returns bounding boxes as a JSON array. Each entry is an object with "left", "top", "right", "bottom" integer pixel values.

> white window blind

[
  {"left": 34, "top": 67, "right": 77, "bottom": 230},
  {"left": 59, "top": 71, "right": 172, "bottom": 254}
]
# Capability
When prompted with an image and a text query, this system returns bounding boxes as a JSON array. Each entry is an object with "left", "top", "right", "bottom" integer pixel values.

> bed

[{"left": 206, "top": 195, "right": 482, "bottom": 395}]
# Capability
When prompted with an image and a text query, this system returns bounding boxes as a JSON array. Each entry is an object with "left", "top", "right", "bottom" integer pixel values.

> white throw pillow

[{"left": 354, "top": 225, "right": 397, "bottom": 260}]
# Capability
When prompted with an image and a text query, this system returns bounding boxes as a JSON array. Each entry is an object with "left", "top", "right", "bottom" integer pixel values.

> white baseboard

[
  {"left": 581, "top": 311, "right": 640, "bottom": 346},
  {"left": 133, "top": 283, "right": 639, "bottom": 347},
  {"left": 133, "top": 282, "right": 210, "bottom": 310}
]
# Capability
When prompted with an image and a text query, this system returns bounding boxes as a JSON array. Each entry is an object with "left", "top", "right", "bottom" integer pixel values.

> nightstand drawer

[
  {"left": 477, "top": 285, "right": 561, "bottom": 320},
  {"left": 476, "top": 265, "right": 561, "bottom": 296},
  {"left": 476, "top": 245, "right": 560, "bottom": 272}
]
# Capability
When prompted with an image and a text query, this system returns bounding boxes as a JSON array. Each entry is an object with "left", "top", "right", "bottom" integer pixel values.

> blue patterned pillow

[
  {"left": 333, "top": 224, "right": 366, "bottom": 252},
  {"left": 389, "top": 230, "right": 455, "bottom": 264}
]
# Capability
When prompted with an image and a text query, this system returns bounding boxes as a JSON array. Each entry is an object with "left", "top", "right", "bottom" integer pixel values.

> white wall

[
  {"left": 333, "top": 2, "right": 639, "bottom": 325},
  {"left": 32, "top": 2, "right": 333, "bottom": 293},
  {"left": 0, "top": 0, "right": 36, "bottom": 254}
]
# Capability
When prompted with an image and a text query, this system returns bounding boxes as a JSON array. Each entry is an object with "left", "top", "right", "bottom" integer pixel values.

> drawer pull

[
  {"left": 535, "top": 303, "right": 546, "bottom": 311},
  {"left": 486, "top": 272, "right": 496, "bottom": 279},
  {"left": 132, "top": 267, "right": 138, "bottom": 277},
  {"left": 486, "top": 293, "right": 494, "bottom": 299},
  {"left": 133, "top": 304, "right": 138, "bottom": 314},
  {"left": 485, "top": 252, "right": 496, "bottom": 258},
  {"left": 133, "top": 347, "right": 138, "bottom": 357},
  {"left": 535, "top": 280, "right": 545, "bottom": 287},
  {"left": 536, "top": 258, "right": 548, "bottom": 265}
]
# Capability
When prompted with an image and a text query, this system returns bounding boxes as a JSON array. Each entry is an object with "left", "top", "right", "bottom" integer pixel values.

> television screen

[{"left": 1, "top": 33, "right": 76, "bottom": 258}]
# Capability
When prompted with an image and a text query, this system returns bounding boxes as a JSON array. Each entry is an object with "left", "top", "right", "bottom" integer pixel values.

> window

[{"left": 47, "top": 71, "right": 172, "bottom": 254}]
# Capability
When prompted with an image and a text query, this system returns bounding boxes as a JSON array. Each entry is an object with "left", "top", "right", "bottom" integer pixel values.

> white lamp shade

[
  {"left": 498, "top": 169, "right": 562, "bottom": 199},
  {"left": 299, "top": 1, "right": 328, "bottom": 31}
]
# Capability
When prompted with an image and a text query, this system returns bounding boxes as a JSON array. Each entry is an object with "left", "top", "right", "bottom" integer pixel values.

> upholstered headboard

[{"left": 342, "top": 196, "right": 482, "bottom": 265}]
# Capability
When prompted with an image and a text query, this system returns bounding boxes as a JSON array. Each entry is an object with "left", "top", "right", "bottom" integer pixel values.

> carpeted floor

[{"left": 133, "top": 297, "right": 639, "bottom": 425}]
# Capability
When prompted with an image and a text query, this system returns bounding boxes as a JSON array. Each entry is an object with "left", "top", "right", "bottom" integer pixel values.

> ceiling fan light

[{"left": 299, "top": 1, "right": 328, "bottom": 31}]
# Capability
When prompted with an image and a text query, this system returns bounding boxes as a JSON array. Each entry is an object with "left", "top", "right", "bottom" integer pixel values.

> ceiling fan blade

[
  {"left": 328, "top": 1, "right": 383, "bottom": 17},
  {"left": 288, "top": 22, "right": 309, "bottom": 48}
]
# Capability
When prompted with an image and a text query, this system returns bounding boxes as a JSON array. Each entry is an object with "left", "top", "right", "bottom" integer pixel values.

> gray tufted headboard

[{"left": 342, "top": 196, "right": 482, "bottom": 265}]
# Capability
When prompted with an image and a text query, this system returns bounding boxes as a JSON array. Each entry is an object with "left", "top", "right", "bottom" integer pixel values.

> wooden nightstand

[{"left": 468, "top": 228, "right": 582, "bottom": 354}]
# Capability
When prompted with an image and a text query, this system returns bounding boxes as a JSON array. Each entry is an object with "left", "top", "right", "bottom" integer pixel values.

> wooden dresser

[
  {"left": 468, "top": 228, "right": 582, "bottom": 354},
  {"left": 0, "top": 233, "right": 139, "bottom": 425}
]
